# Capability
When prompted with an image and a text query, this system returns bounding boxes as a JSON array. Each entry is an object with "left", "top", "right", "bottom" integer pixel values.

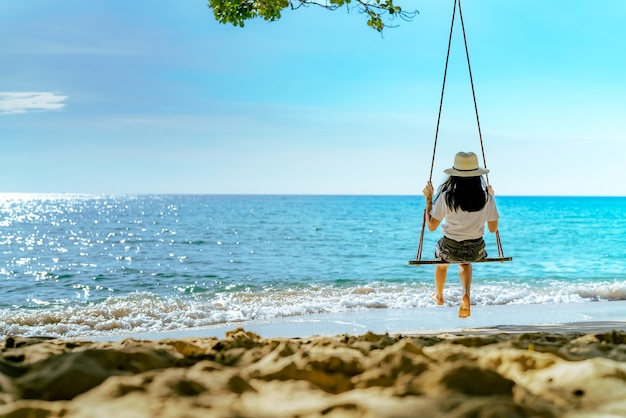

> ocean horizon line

[{"left": 2, "top": 192, "right": 625, "bottom": 198}]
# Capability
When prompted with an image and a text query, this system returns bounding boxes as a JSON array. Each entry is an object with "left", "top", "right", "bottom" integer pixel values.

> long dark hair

[{"left": 435, "top": 176, "right": 488, "bottom": 212}]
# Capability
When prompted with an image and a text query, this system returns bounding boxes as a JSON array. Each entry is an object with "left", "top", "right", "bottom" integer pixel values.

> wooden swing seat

[{"left": 409, "top": 257, "right": 512, "bottom": 265}]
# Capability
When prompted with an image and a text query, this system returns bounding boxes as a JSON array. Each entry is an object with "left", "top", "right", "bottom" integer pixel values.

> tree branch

[{"left": 207, "top": 0, "right": 418, "bottom": 32}]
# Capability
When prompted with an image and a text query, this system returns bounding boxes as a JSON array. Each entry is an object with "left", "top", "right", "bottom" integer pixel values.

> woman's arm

[
  {"left": 486, "top": 185, "right": 498, "bottom": 233},
  {"left": 423, "top": 181, "right": 441, "bottom": 231}
]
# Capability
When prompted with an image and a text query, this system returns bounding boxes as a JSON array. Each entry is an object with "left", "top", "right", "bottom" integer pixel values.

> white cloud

[{"left": 0, "top": 92, "right": 67, "bottom": 114}]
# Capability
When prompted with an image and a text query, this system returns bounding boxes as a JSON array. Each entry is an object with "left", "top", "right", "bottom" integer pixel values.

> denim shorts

[{"left": 435, "top": 236, "right": 487, "bottom": 263}]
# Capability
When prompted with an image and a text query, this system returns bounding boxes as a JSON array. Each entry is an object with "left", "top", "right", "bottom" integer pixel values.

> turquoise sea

[{"left": 1, "top": 194, "right": 625, "bottom": 339}]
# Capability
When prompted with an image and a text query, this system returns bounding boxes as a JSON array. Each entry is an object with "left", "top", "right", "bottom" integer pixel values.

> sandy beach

[{"left": 2, "top": 321, "right": 626, "bottom": 418}]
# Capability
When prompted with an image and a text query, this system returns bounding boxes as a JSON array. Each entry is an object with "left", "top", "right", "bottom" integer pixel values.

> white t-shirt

[{"left": 431, "top": 192, "right": 499, "bottom": 241}]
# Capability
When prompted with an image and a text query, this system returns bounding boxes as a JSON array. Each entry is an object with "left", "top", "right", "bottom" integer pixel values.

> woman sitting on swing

[{"left": 422, "top": 151, "right": 499, "bottom": 318}]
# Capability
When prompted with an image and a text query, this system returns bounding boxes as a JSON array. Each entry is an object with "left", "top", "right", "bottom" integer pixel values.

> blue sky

[{"left": 1, "top": 0, "right": 625, "bottom": 195}]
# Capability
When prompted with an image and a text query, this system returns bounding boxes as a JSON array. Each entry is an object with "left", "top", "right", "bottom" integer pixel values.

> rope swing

[{"left": 410, "top": 0, "right": 512, "bottom": 266}]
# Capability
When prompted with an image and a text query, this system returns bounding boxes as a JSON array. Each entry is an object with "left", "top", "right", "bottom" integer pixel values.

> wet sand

[{"left": 2, "top": 322, "right": 626, "bottom": 417}]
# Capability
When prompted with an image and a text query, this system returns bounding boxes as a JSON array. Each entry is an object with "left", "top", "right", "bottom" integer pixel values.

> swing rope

[
  {"left": 415, "top": 0, "right": 506, "bottom": 262},
  {"left": 415, "top": 0, "right": 457, "bottom": 262}
]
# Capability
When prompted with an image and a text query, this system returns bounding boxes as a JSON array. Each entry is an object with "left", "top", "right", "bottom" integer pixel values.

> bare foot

[
  {"left": 458, "top": 294, "right": 471, "bottom": 318},
  {"left": 432, "top": 293, "right": 444, "bottom": 306}
]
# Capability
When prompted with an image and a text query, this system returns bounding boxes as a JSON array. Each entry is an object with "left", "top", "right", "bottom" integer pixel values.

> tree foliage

[{"left": 207, "top": 0, "right": 417, "bottom": 32}]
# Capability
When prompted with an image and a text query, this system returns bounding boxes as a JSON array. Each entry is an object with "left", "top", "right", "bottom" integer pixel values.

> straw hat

[{"left": 444, "top": 151, "right": 489, "bottom": 177}]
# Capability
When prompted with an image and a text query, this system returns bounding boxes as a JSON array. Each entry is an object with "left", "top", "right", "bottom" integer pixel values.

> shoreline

[
  {"left": 2, "top": 301, "right": 626, "bottom": 417},
  {"left": 87, "top": 300, "right": 626, "bottom": 342},
  {"left": 2, "top": 324, "right": 626, "bottom": 417}
]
